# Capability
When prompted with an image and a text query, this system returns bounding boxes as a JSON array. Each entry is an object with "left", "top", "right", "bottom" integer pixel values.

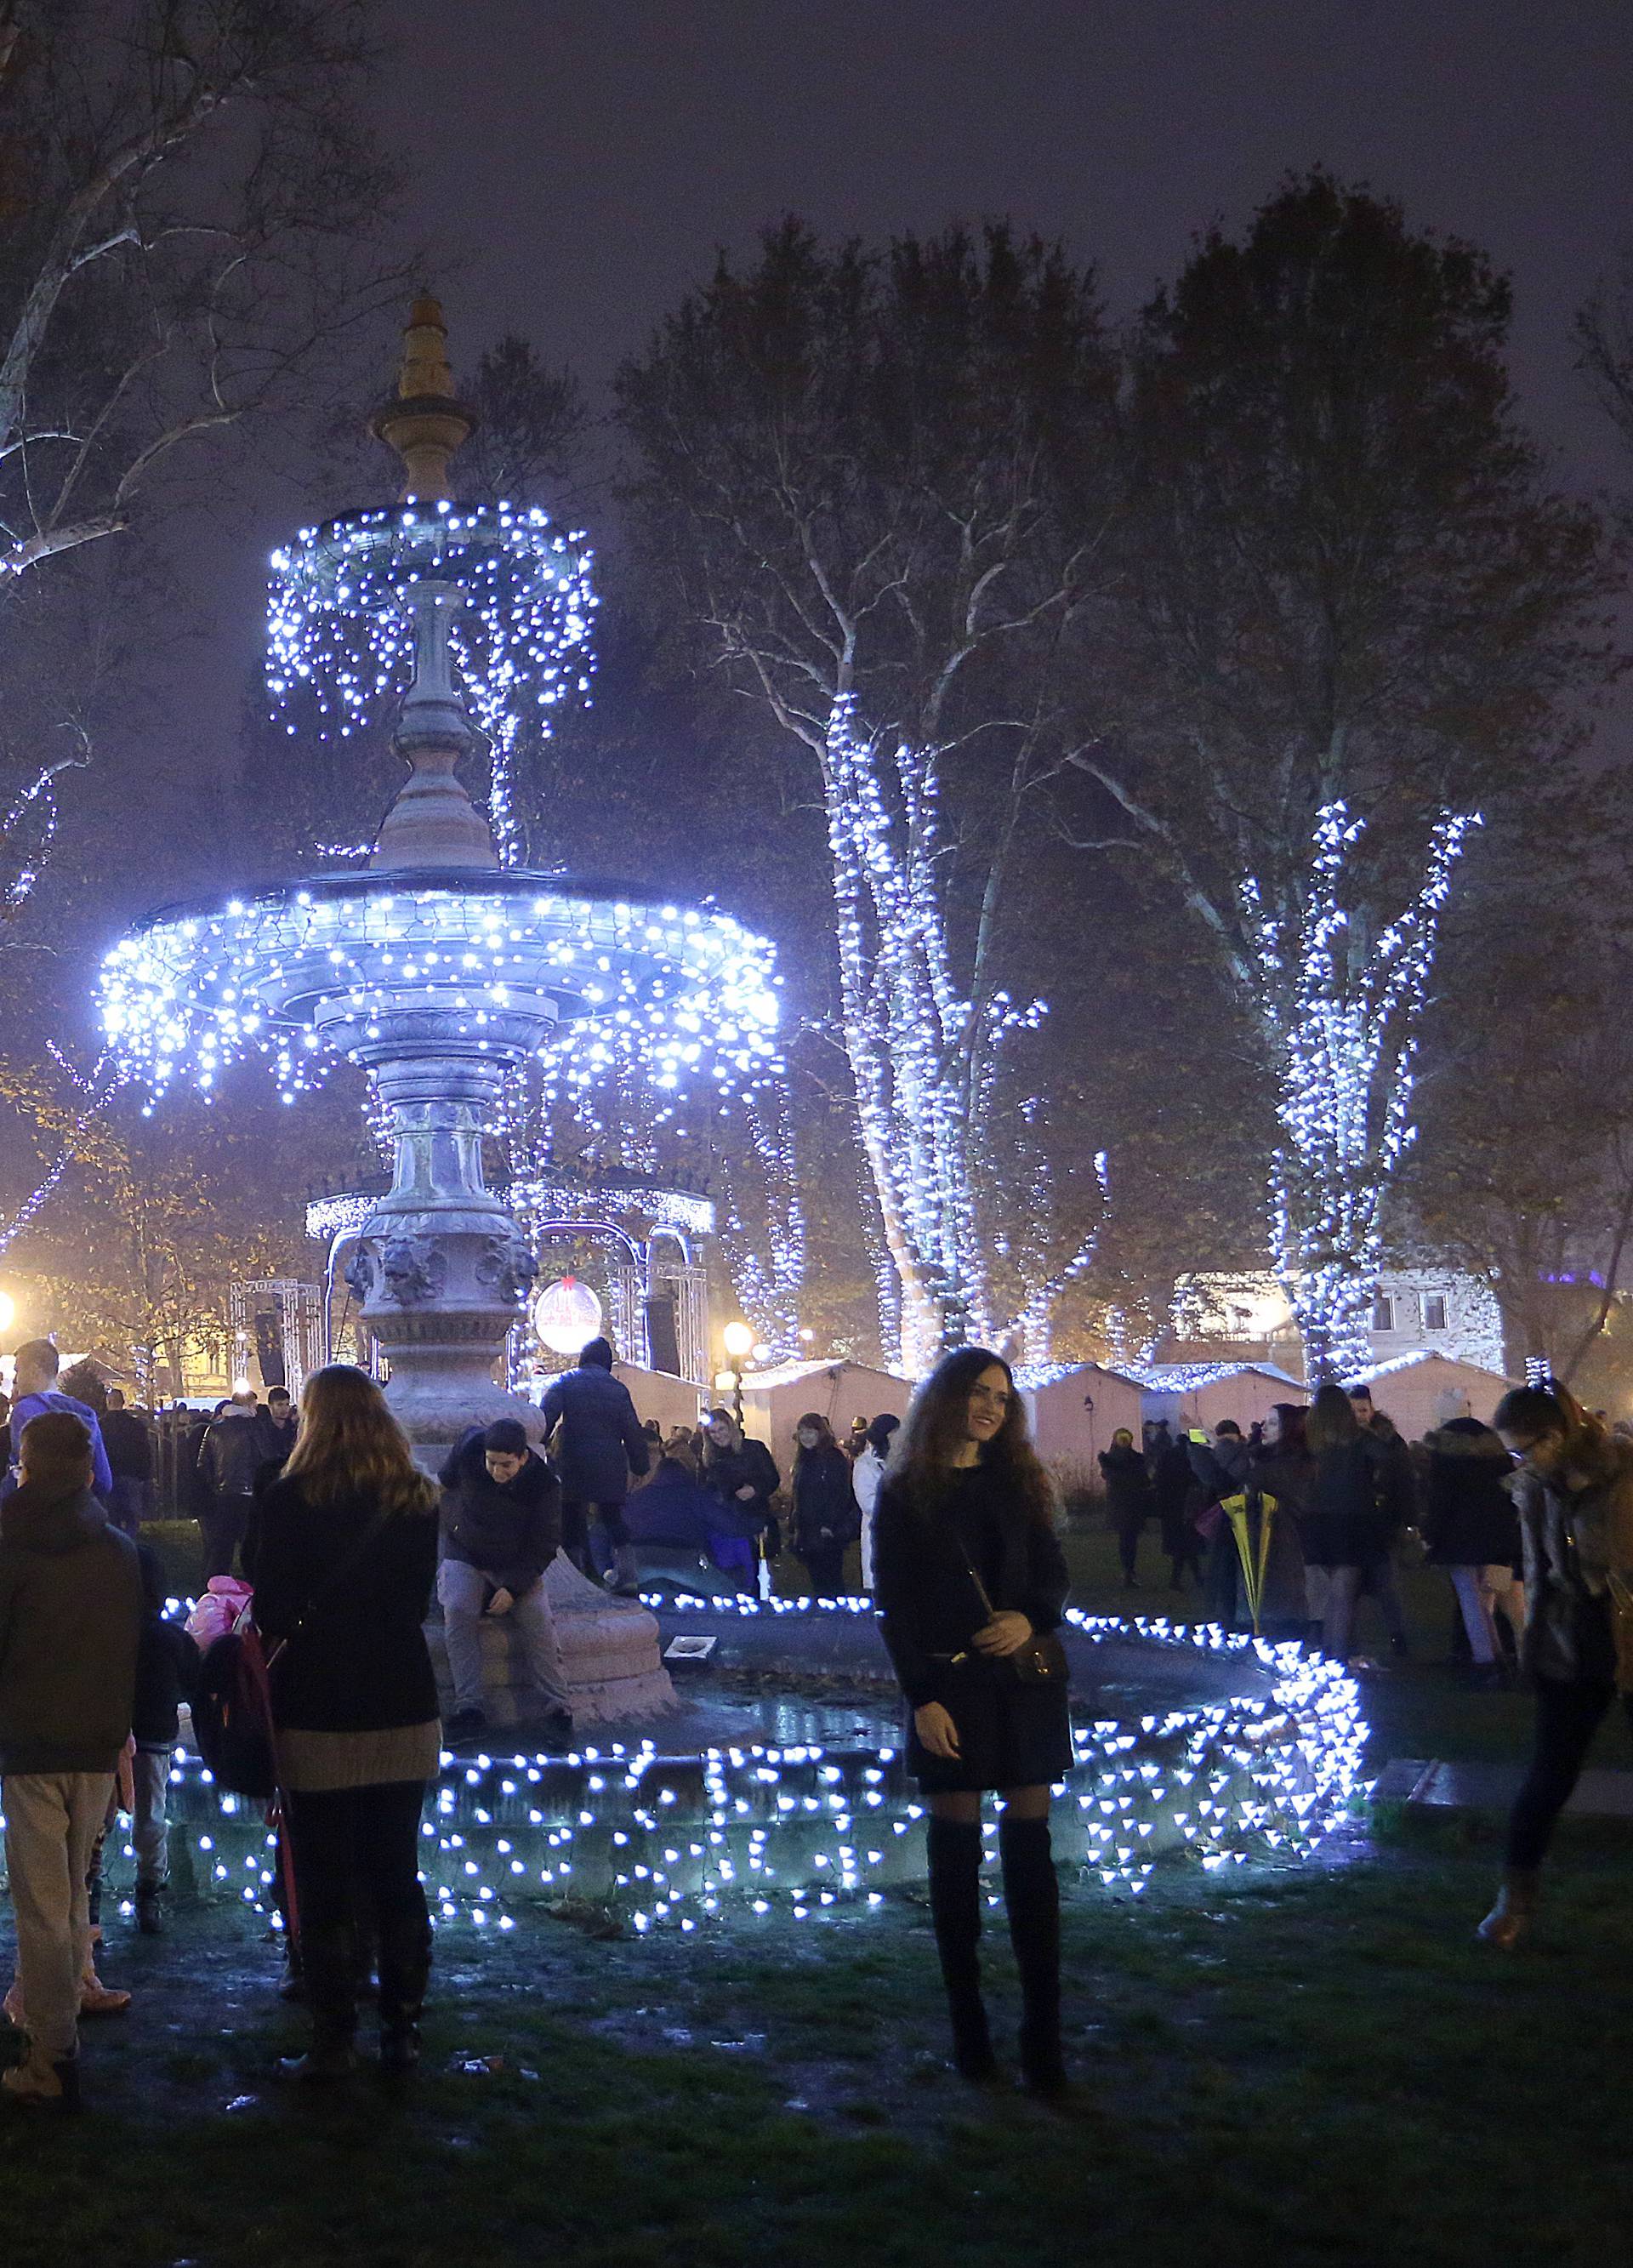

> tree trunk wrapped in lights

[{"left": 1245, "top": 802, "right": 1479, "bottom": 1381}]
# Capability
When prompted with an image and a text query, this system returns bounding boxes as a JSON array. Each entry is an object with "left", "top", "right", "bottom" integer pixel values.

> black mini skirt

[{"left": 907, "top": 1661, "right": 1073, "bottom": 1794}]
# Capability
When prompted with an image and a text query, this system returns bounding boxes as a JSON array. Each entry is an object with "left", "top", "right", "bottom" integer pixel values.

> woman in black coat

[
  {"left": 252, "top": 1365, "right": 441, "bottom": 2082},
  {"left": 790, "top": 1413, "right": 860, "bottom": 1594},
  {"left": 873, "top": 1348, "right": 1073, "bottom": 2093},
  {"left": 1098, "top": 1428, "right": 1152, "bottom": 1587},
  {"left": 701, "top": 1410, "right": 782, "bottom": 1555},
  {"left": 1421, "top": 1399, "right": 1523, "bottom": 1678}
]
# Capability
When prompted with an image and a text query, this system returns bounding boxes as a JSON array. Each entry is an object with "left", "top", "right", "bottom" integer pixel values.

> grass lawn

[{"left": 3, "top": 1515, "right": 1624, "bottom": 2268}]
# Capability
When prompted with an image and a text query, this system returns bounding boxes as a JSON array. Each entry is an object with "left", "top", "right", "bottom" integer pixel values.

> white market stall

[
  {"left": 612, "top": 1361, "right": 706, "bottom": 1439},
  {"left": 1346, "top": 1350, "right": 1513, "bottom": 1439},
  {"left": 1134, "top": 1361, "right": 1308, "bottom": 1437},
  {"left": 1015, "top": 1362, "right": 1146, "bottom": 1481},
  {"left": 736, "top": 1359, "right": 913, "bottom": 1478}
]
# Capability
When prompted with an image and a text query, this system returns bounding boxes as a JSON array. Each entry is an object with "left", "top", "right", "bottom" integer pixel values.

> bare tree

[
  {"left": 1069, "top": 173, "right": 1613, "bottom": 1356},
  {"left": 0, "top": 0, "right": 404, "bottom": 583},
  {"left": 618, "top": 220, "right": 1117, "bottom": 1365}
]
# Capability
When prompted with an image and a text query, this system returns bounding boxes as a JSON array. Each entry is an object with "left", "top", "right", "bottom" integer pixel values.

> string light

[
  {"left": 822, "top": 701, "right": 1088, "bottom": 1368},
  {"left": 1243, "top": 802, "right": 1479, "bottom": 1382},
  {"left": 267, "top": 501, "right": 596, "bottom": 867},
  {"left": 97, "top": 880, "right": 781, "bottom": 1110},
  {"left": 92, "top": 1602, "right": 1367, "bottom": 1935}
]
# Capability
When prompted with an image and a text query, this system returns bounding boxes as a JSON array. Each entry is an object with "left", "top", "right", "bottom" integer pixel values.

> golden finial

[{"left": 371, "top": 293, "right": 476, "bottom": 502}]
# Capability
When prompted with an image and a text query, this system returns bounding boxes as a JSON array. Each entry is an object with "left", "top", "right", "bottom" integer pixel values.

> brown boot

[{"left": 1477, "top": 1868, "right": 1540, "bottom": 1948}]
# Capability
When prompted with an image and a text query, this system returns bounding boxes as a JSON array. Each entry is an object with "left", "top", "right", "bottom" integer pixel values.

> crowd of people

[
  {"left": 1100, "top": 1383, "right": 1533, "bottom": 1681},
  {"left": 1, "top": 1326, "right": 1630, "bottom": 2110}
]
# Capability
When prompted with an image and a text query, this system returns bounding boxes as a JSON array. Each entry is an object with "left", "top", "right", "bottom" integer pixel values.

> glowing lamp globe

[
  {"left": 721, "top": 1320, "right": 754, "bottom": 1361},
  {"left": 533, "top": 1276, "right": 604, "bottom": 1359},
  {"left": 0, "top": 1290, "right": 14, "bottom": 1335}
]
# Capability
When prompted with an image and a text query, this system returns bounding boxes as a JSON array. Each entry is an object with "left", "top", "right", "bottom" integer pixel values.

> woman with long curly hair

[
  {"left": 873, "top": 1349, "right": 1073, "bottom": 2092},
  {"left": 1480, "top": 1382, "right": 1633, "bottom": 1946},
  {"left": 249, "top": 1366, "right": 441, "bottom": 2080}
]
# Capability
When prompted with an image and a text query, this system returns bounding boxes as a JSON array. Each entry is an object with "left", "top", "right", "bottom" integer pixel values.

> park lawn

[
  {"left": 2, "top": 1819, "right": 1629, "bottom": 2268},
  {"left": 48, "top": 1509, "right": 1623, "bottom": 2268}
]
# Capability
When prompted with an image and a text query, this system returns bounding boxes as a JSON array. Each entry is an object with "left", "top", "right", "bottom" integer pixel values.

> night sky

[
  {"left": 380, "top": 0, "right": 1628, "bottom": 475},
  {"left": 87, "top": 1, "right": 1633, "bottom": 914}
]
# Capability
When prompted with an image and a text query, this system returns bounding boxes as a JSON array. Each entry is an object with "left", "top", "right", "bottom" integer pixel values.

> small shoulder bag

[{"left": 958, "top": 1550, "right": 1070, "bottom": 1688}]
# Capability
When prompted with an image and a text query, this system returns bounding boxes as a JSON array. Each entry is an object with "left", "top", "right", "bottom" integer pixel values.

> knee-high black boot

[
  {"left": 926, "top": 1817, "right": 995, "bottom": 2079},
  {"left": 377, "top": 1911, "right": 433, "bottom": 2075},
  {"left": 999, "top": 1815, "right": 1065, "bottom": 2093},
  {"left": 281, "top": 1922, "right": 359, "bottom": 2081}
]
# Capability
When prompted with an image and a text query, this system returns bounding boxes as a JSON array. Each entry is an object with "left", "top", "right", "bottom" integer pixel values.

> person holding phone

[{"left": 873, "top": 1349, "right": 1073, "bottom": 2093}]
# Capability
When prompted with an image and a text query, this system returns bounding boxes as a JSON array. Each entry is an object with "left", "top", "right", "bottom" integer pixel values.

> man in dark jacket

[
  {"left": 100, "top": 1388, "right": 153, "bottom": 1537},
  {"left": 437, "top": 1419, "right": 570, "bottom": 1743},
  {"left": 253, "top": 1386, "right": 298, "bottom": 1472},
  {"left": 196, "top": 1391, "right": 262, "bottom": 1579},
  {"left": 540, "top": 1338, "right": 650, "bottom": 1593},
  {"left": 0, "top": 1411, "right": 142, "bottom": 2108}
]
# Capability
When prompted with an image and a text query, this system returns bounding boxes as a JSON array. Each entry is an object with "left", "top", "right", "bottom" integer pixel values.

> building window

[
  {"left": 1371, "top": 1294, "right": 1395, "bottom": 1334},
  {"left": 1422, "top": 1293, "right": 1448, "bottom": 1333}
]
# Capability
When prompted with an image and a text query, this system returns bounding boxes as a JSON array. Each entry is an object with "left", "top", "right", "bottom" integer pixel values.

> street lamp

[
  {"left": 0, "top": 1290, "right": 14, "bottom": 1338},
  {"left": 721, "top": 1319, "right": 754, "bottom": 1427}
]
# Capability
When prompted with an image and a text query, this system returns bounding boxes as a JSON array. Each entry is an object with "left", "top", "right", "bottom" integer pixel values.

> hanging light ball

[{"left": 532, "top": 1274, "right": 604, "bottom": 1357}]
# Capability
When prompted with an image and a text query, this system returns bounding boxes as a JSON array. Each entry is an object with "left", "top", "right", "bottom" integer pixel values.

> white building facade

[{"left": 1172, "top": 1268, "right": 1505, "bottom": 1382}]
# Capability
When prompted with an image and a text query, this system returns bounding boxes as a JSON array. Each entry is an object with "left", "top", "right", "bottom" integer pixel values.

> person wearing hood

[
  {"left": 1421, "top": 1388, "right": 1523, "bottom": 1685},
  {"left": 540, "top": 1338, "right": 650, "bottom": 1593},
  {"left": 1098, "top": 1428, "right": 1153, "bottom": 1589},
  {"left": 0, "top": 1410, "right": 142, "bottom": 2110},
  {"left": 437, "top": 1419, "right": 570, "bottom": 1745}
]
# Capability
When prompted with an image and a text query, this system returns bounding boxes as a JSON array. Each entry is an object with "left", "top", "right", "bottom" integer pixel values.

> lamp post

[{"left": 721, "top": 1319, "right": 754, "bottom": 1427}]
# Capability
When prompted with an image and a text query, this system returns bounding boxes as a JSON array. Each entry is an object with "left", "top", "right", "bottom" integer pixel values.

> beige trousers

[{"left": 3, "top": 1770, "right": 113, "bottom": 2060}]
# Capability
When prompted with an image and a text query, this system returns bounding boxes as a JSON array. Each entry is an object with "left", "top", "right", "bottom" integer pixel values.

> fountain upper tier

[{"left": 98, "top": 869, "right": 780, "bottom": 1108}]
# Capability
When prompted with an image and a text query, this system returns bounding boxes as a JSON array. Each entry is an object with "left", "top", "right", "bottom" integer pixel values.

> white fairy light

[
  {"left": 146, "top": 1598, "right": 1366, "bottom": 1935},
  {"left": 266, "top": 502, "right": 596, "bottom": 867},
  {"left": 97, "top": 881, "right": 781, "bottom": 1109},
  {"left": 1243, "top": 802, "right": 1478, "bottom": 1382}
]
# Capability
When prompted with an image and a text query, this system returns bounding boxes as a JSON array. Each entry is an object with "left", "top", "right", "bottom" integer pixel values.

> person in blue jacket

[
  {"left": 3, "top": 1341, "right": 112, "bottom": 1503},
  {"left": 540, "top": 1338, "right": 650, "bottom": 1593}
]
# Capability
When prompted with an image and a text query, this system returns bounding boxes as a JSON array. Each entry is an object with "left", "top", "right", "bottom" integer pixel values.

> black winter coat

[
  {"left": 873, "top": 1462, "right": 1069, "bottom": 1710},
  {"left": 1098, "top": 1443, "right": 1152, "bottom": 1524},
  {"left": 437, "top": 1432, "right": 561, "bottom": 1593},
  {"left": 1421, "top": 1419, "right": 1520, "bottom": 1568},
  {"left": 252, "top": 1476, "right": 440, "bottom": 1735},
  {"left": 703, "top": 1439, "right": 781, "bottom": 1528},
  {"left": 540, "top": 1365, "right": 650, "bottom": 1505},
  {"left": 792, "top": 1444, "right": 861, "bottom": 1557},
  {"left": 102, "top": 1409, "right": 153, "bottom": 1483},
  {"left": 199, "top": 1410, "right": 262, "bottom": 1497},
  {"left": 1300, "top": 1435, "right": 1412, "bottom": 1569},
  {"left": 133, "top": 1541, "right": 199, "bottom": 1748}
]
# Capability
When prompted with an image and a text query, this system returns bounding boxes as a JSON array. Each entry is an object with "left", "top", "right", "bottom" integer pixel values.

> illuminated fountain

[
  {"left": 98, "top": 299, "right": 777, "bottom": 1459},
  {"left": 96, "top": 298, "right": 779, "bottom": 1723}
]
